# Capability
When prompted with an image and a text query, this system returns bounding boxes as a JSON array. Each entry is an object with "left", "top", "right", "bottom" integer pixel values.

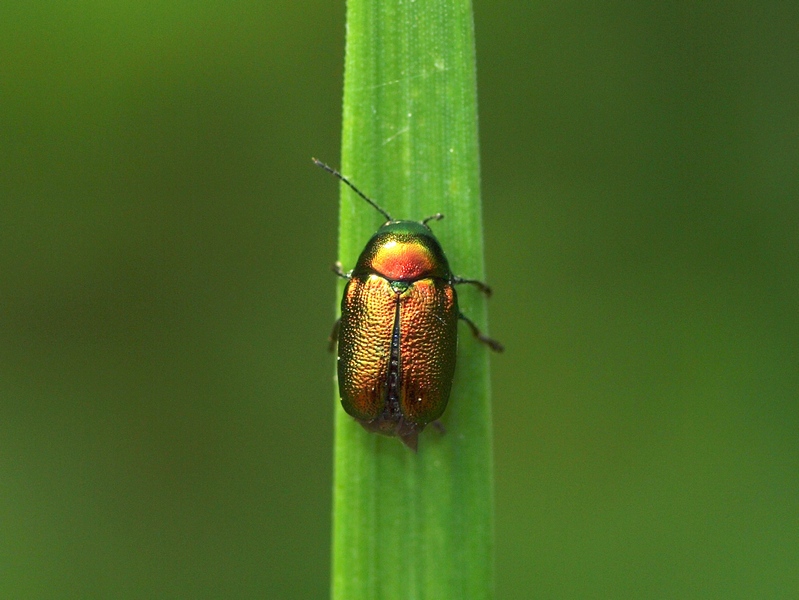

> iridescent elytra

[{"left": 315, "top": 159, "right": 502, "bottom": 451}]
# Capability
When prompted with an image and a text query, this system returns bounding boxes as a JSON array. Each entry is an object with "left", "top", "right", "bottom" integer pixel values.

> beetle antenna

[
  {"left": 422, "top": 213, "right": 444, "bottom": 226},
  {"left": 312, "top": 158, "right": 393, "bottom": 222}
]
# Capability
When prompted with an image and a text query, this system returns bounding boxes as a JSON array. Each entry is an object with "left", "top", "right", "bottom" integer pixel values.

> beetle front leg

[
  {"left": 459, "top": 313, "right": 504, "bottom": 352},
  {"left": 452, "top": 275, "right": 492, "bottom": 298},
  {"left": 332, "top": 261, "right": 351, "bottom": 280},
  {"left": 328, "top": 318, "right": 341, "bottom": 353}
]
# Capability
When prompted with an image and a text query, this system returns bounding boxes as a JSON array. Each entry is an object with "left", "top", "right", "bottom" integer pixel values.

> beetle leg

[
  {"left": 332, "top": 261, "right": 351, "bottom": 279},
  {"left": 328, "top": 318, "right": 341, "bottom": 352},
  {"left": 459, "top": 313, "right": 504, "bottom": 352},
  {"left": 431, "top": 420, "right": 446, "bottom": 434},
  {"left": 398, "top": 430, "right": 419, "bottom": 453},
  {"left": 452, "top": 275, "right": 492, "bottom": 298}
]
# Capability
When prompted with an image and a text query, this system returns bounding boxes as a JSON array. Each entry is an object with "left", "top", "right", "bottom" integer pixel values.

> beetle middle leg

[
  {"left": 328, "top": 264, "right": 349, "bottom": 351},
  {"left": 328, "top": 318, "right": 340, "bottom": 353},
  {"left": 459, "top": 313, "right": 504, "bottom": 352}
]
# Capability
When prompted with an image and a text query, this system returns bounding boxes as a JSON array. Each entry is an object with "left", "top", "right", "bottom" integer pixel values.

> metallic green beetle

[{"left": 315, "top": 159, "right": 502, "bottom": 451}]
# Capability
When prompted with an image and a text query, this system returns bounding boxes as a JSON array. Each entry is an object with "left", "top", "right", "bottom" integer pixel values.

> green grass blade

[{"left": 331, "top": 0, "right": 495, "bottom": 599}]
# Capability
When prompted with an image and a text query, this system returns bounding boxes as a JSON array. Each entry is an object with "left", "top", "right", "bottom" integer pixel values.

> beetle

[{"left": 315, "top": 158, "right": 502, "bottom": 451}]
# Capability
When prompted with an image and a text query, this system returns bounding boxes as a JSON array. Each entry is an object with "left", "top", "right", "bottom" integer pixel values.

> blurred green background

[{"left": 2, "top": 2, "right": 797, "bottom": 598}]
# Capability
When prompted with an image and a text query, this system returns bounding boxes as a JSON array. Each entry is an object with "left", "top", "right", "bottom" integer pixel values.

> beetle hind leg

[
  {"left": 398, "top": 430, "right": 419, "bottom": 452},
  {"left": 459, "top": 313, "right": 504, "bottom": 352}
]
